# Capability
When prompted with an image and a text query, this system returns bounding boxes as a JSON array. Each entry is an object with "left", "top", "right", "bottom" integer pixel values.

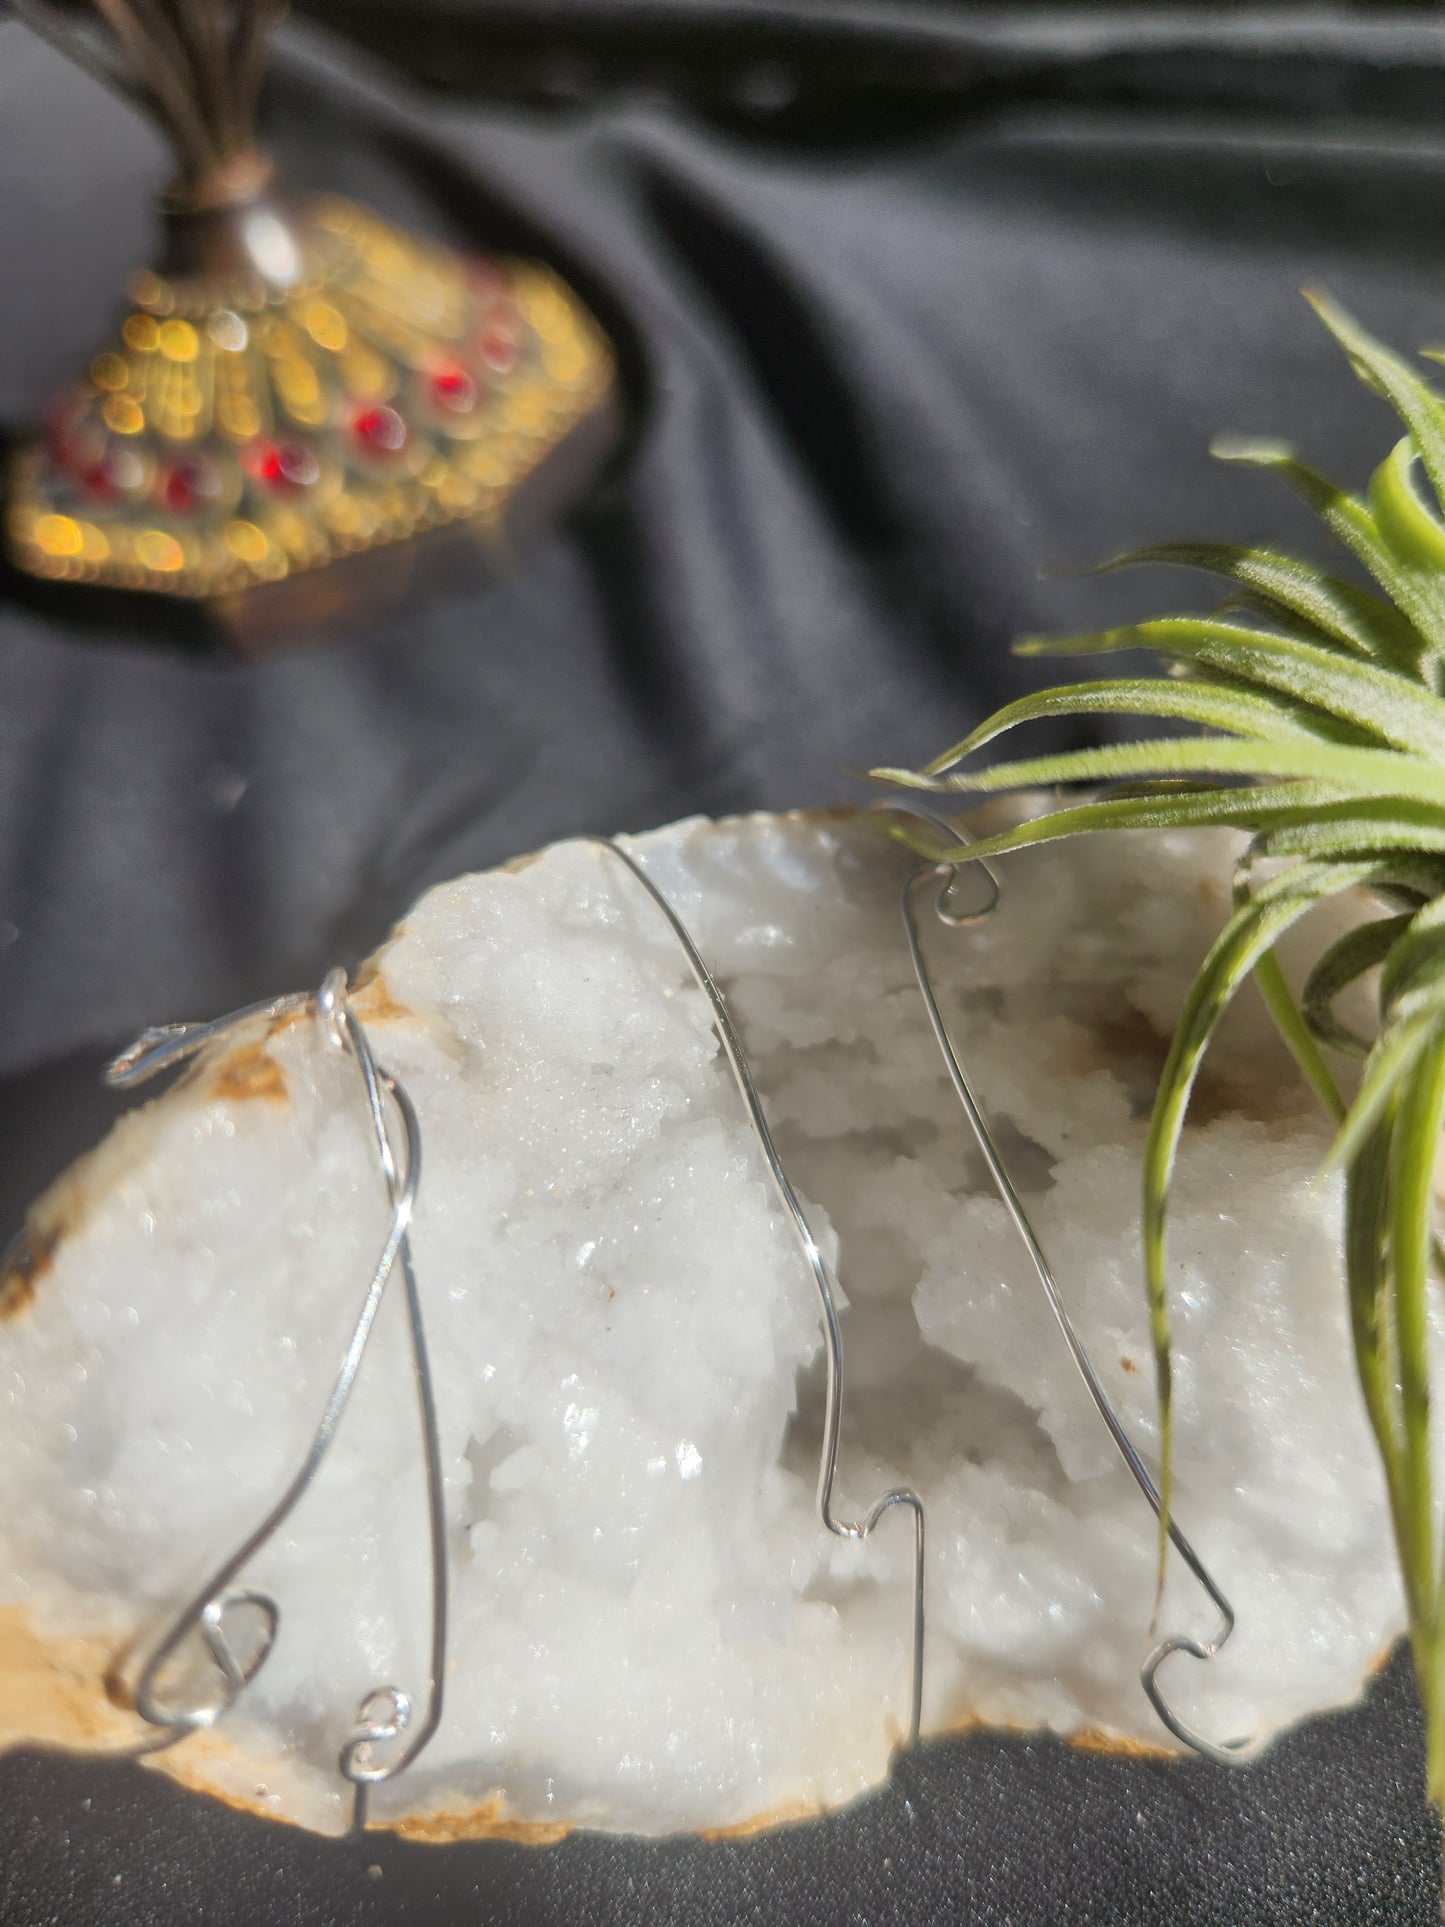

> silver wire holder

[
  {"left": 89, "top": 829, "right": 923, "bottom": 1826},
  {"left": 878, "top": 802, "right": 1259, "bottom": 1766},
  {"left": 577, "top": 837, "right": 927, "bottom": 1750},
  {"left": 105, "top": 967, "right": 449, "bottom": 1832}
]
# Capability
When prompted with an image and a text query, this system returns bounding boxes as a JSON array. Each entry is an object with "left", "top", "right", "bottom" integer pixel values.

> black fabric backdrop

[{"left": 3, "top": 5, "right": 1445, "bottom": 1921}]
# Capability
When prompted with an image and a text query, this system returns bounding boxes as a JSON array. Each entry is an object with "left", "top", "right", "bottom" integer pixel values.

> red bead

[
  {"left": 430, "top": 367, "right": 476, "bottom": 413},
  {"left": 83, "top": 463, "right": 116, "bottom": 502},
  {"left": 161, "top": 456, "right": 221, "bottom": 516},
  {"left": 50, "top": 394, "right": 99, "bottom": 469},
  {"left": 164, "top": 467, "right": 195, "bottom": 514},
  {"left": 49, "top": 407, "right": 94, "bottom": 476},
  {"left": 242, "top": 439, "right": 318, "bottom": 490},
  {"left": 354, "top": 405, "right": 407, "bottom": 453},
  {"left": 243, "top": 439, "right": 284, "bottom": 484}
]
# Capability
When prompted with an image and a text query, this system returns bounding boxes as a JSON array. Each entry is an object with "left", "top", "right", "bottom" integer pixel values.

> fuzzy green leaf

[
  {"left": 1088, "top": 541, "right": 1421, "bottom": 666},
  {"left": 1212, "top": 439, "right": 1445, "bottom": 671},
  {"left": 874, "top": 782, "right": 1361, "bottom": 870},
  {"left": 1327, "top": 1014, "right": 1439, "bottom": 1175},
  {"left": 922, "top": 675, "right": 1358, "bottom": 778},
  {"left": 1368, "top": 439, "right": 1445, "bottom": 583},
  {"left": 1140, "top": 859, "right": 1377, "bottom": 1583},
  {"left": 1344, "top": 1122, "right": 1402, "bottom": 1539},
  {"left": 1379, "top": 894, "right": 1445, "bottom": 1016},
  {"left": 880, "top": 734, "right": 1445, "bottom": 810},
  {"left": 1308, "top": 290, "right": 1445, "bottom": 514},
  {"left": 1013, "top": 621, "right": 1445, "bottom": 758},
  {"left": 1303, "top": 916, "right": 1411, "bottom": 1055},
  {"left": 1386, "top": 1037, "right": 1445, "bottom": 1620},
  {"left": 1251, "top": 799, "right": 1445, "bottom": 866},
  {"left": 1252, "top": 947, "right": 1349, "bottom": 1122},
  {"left": 1255, "top": 816, "right": 1445, "bottom": 861}
]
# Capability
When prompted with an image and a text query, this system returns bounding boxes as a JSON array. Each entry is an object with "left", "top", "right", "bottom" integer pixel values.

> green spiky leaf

[{"left": 1087, "top": 541, "right": 1421, "bottom": 665}]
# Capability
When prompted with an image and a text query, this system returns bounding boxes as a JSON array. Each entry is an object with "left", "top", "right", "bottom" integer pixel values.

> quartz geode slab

[{"left": 0, "top": 809, "right": 1401, "bottom": 1839}]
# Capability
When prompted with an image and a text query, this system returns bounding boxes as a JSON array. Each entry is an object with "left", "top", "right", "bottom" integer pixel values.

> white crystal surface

[{"left": 0, "top": 810, "right": 1404, "bottom": 1835}]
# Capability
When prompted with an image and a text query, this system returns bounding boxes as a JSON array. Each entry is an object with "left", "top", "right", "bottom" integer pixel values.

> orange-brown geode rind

[
  {"left": 0, "top": 1586, "right": 1194, "bottom": 1844},
  {"left": 0, "top": 973, "right": 415, "bottom": 1328}
]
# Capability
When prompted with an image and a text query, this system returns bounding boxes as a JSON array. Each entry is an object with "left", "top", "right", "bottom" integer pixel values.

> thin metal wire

[
  {"left": 104, "top": 968, "right": 449, "bottom": 1828},
  {"left": 575, "top": 835, "right": 926, "bottom": 1749},
  {"left": 877, "top": 801, "right": 1259, "bottom": 1766}
]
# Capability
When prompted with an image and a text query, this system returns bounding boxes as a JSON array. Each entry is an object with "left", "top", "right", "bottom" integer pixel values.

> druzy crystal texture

[{"left": 0, "top": 811, "right": 1404, "bottom": 1839}]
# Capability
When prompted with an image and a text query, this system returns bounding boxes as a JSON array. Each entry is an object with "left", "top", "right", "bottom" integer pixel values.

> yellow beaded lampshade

[
  {"left": 9, "top": 196, "right": 614, "bottom": 599},
  {"left": 5, "top": 3, "right": 619, "bottom": 637}
]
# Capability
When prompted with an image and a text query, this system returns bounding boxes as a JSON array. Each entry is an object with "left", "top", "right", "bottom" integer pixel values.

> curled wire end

[
  {"left": 866, "top": 800, "right": 1002, "bottom": 927},
  {"left": 342, "top": 1686, "right": 415, "bottom": 1832},
  {"left": 1142, "top": 1619, "right": 1262, "bottom": 1766},
  {"left": 134, "top": 1586, "right": 281, "bottom": 1740},
  {"left": 890, "top": 803, "right": 1263, "bottom": 1768},
  {"left": 100, "top": 968, "right": 448, "bottom": 1813},
  {"left": 341, "top": 1685, "right": 414, "bottom": 1785}
]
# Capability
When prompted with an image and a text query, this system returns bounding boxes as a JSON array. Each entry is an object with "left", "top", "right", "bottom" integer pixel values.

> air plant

[{"left": 875, "top": 294, "right": 1445, "bottom": 1813}]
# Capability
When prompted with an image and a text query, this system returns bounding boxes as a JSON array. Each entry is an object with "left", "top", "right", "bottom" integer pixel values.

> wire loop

[
  {"left": 577, "top": 836, "right": 927, "bottom": 1750},
  {"left": 105, "top": 970, "right": 450, "bottom": 1829},
  {"left": 58, "top": 831, "right": 931, "bottom": 1812},
  {"left": 876, "top": 800, "right": 1260, "bottom": 1765}
]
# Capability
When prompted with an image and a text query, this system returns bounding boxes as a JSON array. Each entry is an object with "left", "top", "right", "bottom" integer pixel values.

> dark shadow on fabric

[
  {"left": 0, "top": 1047, "right": 133, "bottom": 1250},
  {"left": 948, "top": 134, "right": 1445, "bottom": 269},
  {"left": 572, "top": 487, "right": 705, "bottom": 760},
  {"left": 0, "top": 460, "right": 223, "bottom": 657},
  {"left": 641, "top": 165, "right": 901, "bottom": 566},
  {"left": 310, "top": 737, "right": 540, "bottom": 969},
  {"left": 292, "top": 6, "right": 1445, "bottom": 154}
]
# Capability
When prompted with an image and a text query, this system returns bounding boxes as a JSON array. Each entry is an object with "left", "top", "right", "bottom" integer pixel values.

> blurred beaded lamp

[{"left": 5, "top": 0, "right": 618, "bottom": 648}]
